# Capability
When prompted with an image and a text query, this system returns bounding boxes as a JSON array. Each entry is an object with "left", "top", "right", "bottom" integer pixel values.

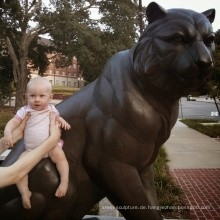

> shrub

[{"left": 154, "top": 147, "right": 189, "bottom": 219}]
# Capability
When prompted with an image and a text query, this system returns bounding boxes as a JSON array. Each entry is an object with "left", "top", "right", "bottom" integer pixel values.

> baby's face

[{"left": 26, "top": 82, "right": 52, "bottom": 111}]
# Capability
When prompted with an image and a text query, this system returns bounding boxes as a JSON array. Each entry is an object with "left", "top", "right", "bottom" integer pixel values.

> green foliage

[
  {"left": 0, "top": 0, "right": 57, "bottom": 110},
  {"left": 213, "top": 44, "right": 220, "bottom": 82},
  {"left": 49, "top": 0, "right": 139, "bottom": 83},
  {"left": 1, "top": 0, "right": 140, "bottom": 110},
  {"left": 180, "top": 119, "right": 220, "bottom": 138},
  {"left": 205, "top": 32, "right": 220, "bottom": 113},
  {"left": 154, "top": 147, "right": 184, "bottom": 211},
  {"left": 0, "top": 54, "right": 14, "bottom": 106},
  {"left": 153, "top": 147, "right": 190, "bottom": 219},
  {"left": 215, "top": 29, "right": 220, "bottom": 45},
  {"left": 87, "top": 203, "right": 99, "bottom": 215},
  {"left": 0, "top": 107, "right": 14, "bottom": 138},
  {"left": 28, "top": 38, "right": 53, "bottom": 75}
]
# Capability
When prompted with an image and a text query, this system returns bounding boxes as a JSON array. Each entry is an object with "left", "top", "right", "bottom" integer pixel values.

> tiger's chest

[{"left": 101, "top": 92, "right": 173, "bottom": 167}]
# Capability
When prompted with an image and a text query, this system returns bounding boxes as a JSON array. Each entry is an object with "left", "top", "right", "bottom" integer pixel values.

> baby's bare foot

[
  {"left": 21, "top": 190, "right": 32, "bottom": 209},
  {"left": 55, "top": 181, "right": 68, "bottom": 198}
]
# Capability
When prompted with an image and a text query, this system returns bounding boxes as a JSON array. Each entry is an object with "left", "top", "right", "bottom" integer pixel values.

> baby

[{"left": 2, "top": 77, "right": 70, "bottom": 209}]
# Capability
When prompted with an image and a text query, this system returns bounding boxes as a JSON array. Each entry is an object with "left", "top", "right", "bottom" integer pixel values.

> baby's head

[{"left": 26, "top": 77, "right": 53, "bottom": 111}]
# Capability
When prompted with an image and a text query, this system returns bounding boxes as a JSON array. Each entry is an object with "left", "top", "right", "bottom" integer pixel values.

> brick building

[{"left": 30, "top": 38, "right": 84, "bottom": 88}]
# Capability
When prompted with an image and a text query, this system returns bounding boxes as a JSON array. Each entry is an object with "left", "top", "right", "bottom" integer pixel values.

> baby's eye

[{"left": 40, "top": 95, "right": 45, "bottom": 98}]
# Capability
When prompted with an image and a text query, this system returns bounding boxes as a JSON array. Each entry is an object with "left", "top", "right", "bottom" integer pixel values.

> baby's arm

[
  {"left": 3, "top": 118, "right": 21, "bottom": 147},
  {"left": 57, "top": 117, "right": 71, "bottom": 130}
]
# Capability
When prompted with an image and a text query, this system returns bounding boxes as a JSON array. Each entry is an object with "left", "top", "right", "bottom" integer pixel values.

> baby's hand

[
  {"left": 58, "top": 117, "right": 71, "bottom": 130},
  {"left": 2, "top": 133, "right": 13, "bottom": 148}
]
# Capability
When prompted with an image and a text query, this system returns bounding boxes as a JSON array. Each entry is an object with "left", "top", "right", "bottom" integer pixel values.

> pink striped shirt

[{"left": 15, "top": 104, "right": 60, "bottom": 151}]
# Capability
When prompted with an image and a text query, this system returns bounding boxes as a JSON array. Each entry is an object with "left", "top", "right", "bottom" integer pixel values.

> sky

[{"left": 141, "top": 0, "right": 219, "bottom": 32}]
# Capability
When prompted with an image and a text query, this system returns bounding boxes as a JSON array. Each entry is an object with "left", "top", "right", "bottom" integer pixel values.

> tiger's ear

[
  {"left": 146, "top": 2, "right": 167, "bottom": 24},
  {"left": 202, "top": 9, "right": 215, "bottom": 23}
]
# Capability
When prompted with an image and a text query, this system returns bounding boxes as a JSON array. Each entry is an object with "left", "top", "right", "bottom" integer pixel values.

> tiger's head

[{"left": 133, "top": 2, "right": 215, "bottom": 97}]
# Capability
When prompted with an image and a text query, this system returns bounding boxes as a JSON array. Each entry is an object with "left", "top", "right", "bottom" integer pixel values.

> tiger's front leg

[{"left": 100, "top": 156, "right": 163, "bottom": 220}]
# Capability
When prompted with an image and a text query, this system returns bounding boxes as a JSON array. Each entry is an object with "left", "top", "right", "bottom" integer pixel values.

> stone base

[
  {"left": 83, "top": 216, "right": 188, "bottom": 220},
  {"left": 83, "top": 215, "right": 125, "bottom": 220}
]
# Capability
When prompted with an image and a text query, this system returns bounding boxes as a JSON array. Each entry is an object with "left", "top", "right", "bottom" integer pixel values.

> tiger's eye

[
  {"left": 205, "top": 36, "right": 215, "bottom": 46},
  {"left": 173, "top": 36, "right": 185, "bottom": 43}
]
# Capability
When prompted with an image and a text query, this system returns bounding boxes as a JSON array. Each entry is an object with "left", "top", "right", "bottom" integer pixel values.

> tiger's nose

[{"left": 192, "top": 41, "right": 213, "bottom": 68}]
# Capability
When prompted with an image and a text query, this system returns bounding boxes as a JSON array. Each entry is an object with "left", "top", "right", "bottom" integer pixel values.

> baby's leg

[
  {"left": 16, "top": 151, "right": 32, "bottom": 209},
  {"left": 49, "top": 145, "right": 69, "bottom": 198}
]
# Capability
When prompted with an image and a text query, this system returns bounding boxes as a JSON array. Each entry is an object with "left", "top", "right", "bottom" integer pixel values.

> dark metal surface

[{"left": 0, "top": 2, "right": 215, "bottom": 220}]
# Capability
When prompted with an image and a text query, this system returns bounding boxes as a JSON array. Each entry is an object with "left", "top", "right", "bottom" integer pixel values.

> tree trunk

[
  {"left": 213, "top": 97, "right": 220, "bottom": 117},
  {"left": 14, "top": 53, "right": 28, "bottom": 112}
]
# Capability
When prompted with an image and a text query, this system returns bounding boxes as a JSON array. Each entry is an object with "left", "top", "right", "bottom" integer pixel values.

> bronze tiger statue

[{"left": 0, "top": 2, "right": 215, "bottom": 220}]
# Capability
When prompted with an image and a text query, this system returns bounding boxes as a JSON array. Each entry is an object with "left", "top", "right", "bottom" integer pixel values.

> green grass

[
  {"left": 180, "top": 119, "right": 220, "bottom": 138},
  {"left": 0, "top": 107, "right": 14, "bottom": 138},
  {"left": 154, "top": 147, "right": 189, "bottom": 219},
  {"left": 52, "top": 86, "right": 79, "bottom": 96}
]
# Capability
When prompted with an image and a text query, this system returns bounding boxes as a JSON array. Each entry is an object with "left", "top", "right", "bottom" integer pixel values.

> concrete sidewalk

[
  {"left": 164, "top": 120, "right": 220, "bottom": 220},
  {"left": 165, "top": 120, "right": 220, "bottom": 169}
]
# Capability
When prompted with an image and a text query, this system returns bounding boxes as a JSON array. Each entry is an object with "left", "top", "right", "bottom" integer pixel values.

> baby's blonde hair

[{"left": 27, "top": 77, "right": 52, "bottom": 94}]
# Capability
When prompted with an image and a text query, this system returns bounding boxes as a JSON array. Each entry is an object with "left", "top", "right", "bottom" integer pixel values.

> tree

[
  {"left": 0, "top": 0, "right": 54, "bottom": 111},
  {"left": 215, "top": 29, "right": 220, "bottom": 45},
  {"left": 206, "top": 30, "right": 220, "bottom": 116},
  {"left": 0, "top": 0, "right": 139, "bottom": 111},
  {"left": 0, "top": 40, "right": 14, "bottom": 106},
  {"left": 208, "top": 46, "right": 220, "bottom": 116},
  {"left": 49, "top": 0, "right": 139, "bottom": 83}
]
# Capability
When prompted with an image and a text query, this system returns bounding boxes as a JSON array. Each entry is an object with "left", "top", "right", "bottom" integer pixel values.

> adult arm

[
  {"left": 3, "top": 118, "right": 22, "bottom": 147},
  {"left": 0, "top": 113, "right": 61, "bottom": 188}
]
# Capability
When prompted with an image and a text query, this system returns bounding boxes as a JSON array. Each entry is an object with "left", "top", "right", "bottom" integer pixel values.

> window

[
  {"left": 56, "top": 80, "right": 59, "bottom": 85},
  {"left": 56, "top": 70, "right": 59, "bottom": 75},
  {"left": 62, "top": 71, "right": 65, "bottom": 76},
  {"left": 62, "top": 81, "right": 65, "bottom": 86},
  {"left": 49, "top": 69, "right": 52, "bottom": 74},
  {"left": 74, "top": 82, "right": 77, "bottom": 87}
]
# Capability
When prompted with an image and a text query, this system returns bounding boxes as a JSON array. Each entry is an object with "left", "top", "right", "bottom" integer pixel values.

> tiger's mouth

[{"left": 179, "top": 65, "right": 213, "bottom": 89}]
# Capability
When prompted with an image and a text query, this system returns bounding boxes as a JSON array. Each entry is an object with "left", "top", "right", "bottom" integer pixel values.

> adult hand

[
  {"left": 49, "top": 113, "right": 61, "bottom": 143},
  {"left": 12, "top": 112, "right": 31, "bottom": 143}
]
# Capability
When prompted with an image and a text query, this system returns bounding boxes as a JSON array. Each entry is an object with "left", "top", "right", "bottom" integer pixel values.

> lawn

[
  {"left": 52, "top": 86, "right": 79, "bottom": 96},
  {"left": 0, "top": 106, "right": 14, "bottom": 138},
  {"left": 180, "top": 119, "right": 220, "bottom": 138}
]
